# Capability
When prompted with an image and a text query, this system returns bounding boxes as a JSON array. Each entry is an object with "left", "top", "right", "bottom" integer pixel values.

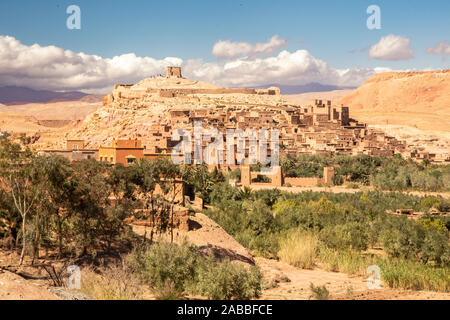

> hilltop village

[{"left": 36, "top": 66, "right": 421, "bottom": 172}]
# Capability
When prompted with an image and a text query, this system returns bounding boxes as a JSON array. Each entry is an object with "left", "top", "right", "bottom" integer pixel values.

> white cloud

[
  {"left": 427, "top": 41, "right": 450, "bottom": 60},
  {"left": 369, "top": 34, "right": 414, "bottom": 61},
  {"left": 212, "top": 35, "right": 288, "bottom": 59},
  {"left": 0, "top": 36, "right": 181, "bottom": 92},
  {"left": 186, "top": 50, "right": 383, "bottom": 88},
  {"left": 0, "top": 35, "right": 391, "bottom": 93}
]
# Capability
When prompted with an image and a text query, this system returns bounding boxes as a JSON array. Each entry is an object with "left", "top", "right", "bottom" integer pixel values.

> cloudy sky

[{"left": 0, "top": 0, "right": 449, "bottom": 93}]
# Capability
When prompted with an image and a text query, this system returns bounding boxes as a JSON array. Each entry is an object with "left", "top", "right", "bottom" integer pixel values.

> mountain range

[{"left": 0, "top": 86, "right": 88, "bottom": 105}]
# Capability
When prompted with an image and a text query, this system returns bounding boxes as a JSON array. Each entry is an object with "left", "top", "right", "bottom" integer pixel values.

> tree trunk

[{"left": 19, "top": 214, "right": 26, "bottom": 266}]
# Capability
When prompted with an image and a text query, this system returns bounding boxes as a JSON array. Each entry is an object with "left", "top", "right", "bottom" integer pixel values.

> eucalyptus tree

[{"left": 0, "top": 136, "right": 41, "bottom": 265}]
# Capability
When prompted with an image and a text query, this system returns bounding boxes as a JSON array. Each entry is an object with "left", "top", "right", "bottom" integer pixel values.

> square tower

[{"left": 166, "top": 66, "right": 182, "bottom": 78}]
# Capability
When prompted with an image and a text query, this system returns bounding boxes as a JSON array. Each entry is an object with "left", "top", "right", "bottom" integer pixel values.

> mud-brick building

[
  {"left": 38, "top": 139, "right": 98, "bottom": 162},
  {"left": 99, "top": 139, "right": 144, "bottom": 166}
]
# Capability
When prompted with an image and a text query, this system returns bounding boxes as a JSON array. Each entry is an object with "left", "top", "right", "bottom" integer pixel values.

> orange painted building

[{"left": 99, "top": 139, "right": 144, "bottom": 166}]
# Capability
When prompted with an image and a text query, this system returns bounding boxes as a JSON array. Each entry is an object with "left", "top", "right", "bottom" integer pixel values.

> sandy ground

[
  {"left": 0, "top": 268, "right": 59, "bottom": 300},
  {"left": 256, "top": 257, "right": 449, "bottom": 300}
]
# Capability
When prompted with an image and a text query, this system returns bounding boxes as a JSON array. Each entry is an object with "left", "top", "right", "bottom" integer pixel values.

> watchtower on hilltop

[{"left": 166, "top": 66, "right": 182, "bottom": 78}]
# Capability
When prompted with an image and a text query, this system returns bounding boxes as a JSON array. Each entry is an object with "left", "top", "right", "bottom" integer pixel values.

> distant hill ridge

[{"left": 0, "top": 86, "right": 88, "bottom": 105}]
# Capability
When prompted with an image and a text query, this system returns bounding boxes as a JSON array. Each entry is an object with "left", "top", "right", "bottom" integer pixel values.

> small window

[
  {"left": 110, "top": 157, "right": 113, "bottom": 162},
  {"left": 73, "top": 144, "right": 78, "bottom": 150},
  {"left": 127, "top": 158, "right": 136, "bottom": 164}
]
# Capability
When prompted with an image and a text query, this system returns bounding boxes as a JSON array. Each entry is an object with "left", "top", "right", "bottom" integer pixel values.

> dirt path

[{"left": 256, "top": 257, "right": 450, "bottom": 300}]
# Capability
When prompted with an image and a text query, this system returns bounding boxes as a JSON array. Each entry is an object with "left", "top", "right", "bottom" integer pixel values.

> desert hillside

[{"left": 338, "top": 70, "right": 450, "bottom": 133}]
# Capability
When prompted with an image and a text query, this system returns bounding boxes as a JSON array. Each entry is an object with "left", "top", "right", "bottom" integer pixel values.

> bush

[
  {"left": 421, "top": 197, "right": 444, "bottom": 212},
  {"left": 320, "top": 222, "right": 369, "bottom": 251},
  {"left": 193, "top": 259, "right": 262, "bottom": 300},
  {"left": 420, "top": 230, "right": 450, "bottom": 265},
  {"left": 129, "top": 241, "right": 201, "bottom": 299},
  {"left": 129, "top": 241, "right": 263, "bottom": 300},
  {"left": 380, "top": 217, "right": 424, "bottom": 259},
  {"left": 278, "top": 229, "right": 319, "bottom": 269},
  {"left": 80, "top": 264, "right": 143, "bottom": 300}
]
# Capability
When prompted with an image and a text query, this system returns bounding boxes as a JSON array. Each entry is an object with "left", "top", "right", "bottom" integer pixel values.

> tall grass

[
  {"left": 278, "top": 229, "right": 319, "bottom": 269},
  {"left": 378, "top": 259, "right": 449, "bottom": 292},
  {"left": 80, "top": 264, "right": 144, "bottom": 300},
  {"left": 318, "top": 247, "right": 449, "bottom": 292},
  {"left": 318, "top": 247, "right": 373, "bottom": 275}
]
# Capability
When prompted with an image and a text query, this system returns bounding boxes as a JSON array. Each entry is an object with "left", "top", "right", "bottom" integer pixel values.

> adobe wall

[
  {"left": 241, "top": 166, "right": 251, "bottom": 187},
  {"left": 115, "top": 139, "right": 142, "bottom": 148},
  {"left": 323, "top": 167, "right": 335, "bottom": 184},
  {"left": 99, "top": 147, "right": 115, "bottom": 163},
  {"left": 66, "top": 140, "right": 85, "bottom": 150},
  {"left": 284, "top": 177, "right": 322, "bottom": 187}
]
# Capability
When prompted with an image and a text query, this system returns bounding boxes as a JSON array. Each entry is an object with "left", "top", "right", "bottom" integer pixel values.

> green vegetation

[
  {"left": 129, "top": 241, "right": 262, "bottom": 300},
  {"left": 203, "top": 180, "right": 450, "bottom": 292},
  {"left": 281, "top": 154, "right": 450, "bottom": 192}
]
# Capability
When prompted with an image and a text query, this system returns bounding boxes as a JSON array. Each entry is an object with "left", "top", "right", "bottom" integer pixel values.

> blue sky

[{"left": 0, "top": 0, "right": 449, "bottom": 92}]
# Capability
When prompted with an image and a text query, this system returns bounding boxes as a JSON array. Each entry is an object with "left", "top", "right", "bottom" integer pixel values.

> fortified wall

[
  {"left": 241, "top": 166, "right": 335, "bottom": 188},
  {"left": 102, "top": 67, "right": 281, "bottom": 106}
]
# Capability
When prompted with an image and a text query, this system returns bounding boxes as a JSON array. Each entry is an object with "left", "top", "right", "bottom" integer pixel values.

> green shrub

[
  {"left": 380, "top": 217, "right": 424, "bottom": 259},
  {"left": 320, "top": 222, "right": 369, "bottom": 251},
  {"left": 129, "top": 241, "right": 262, "bottom": 300},
  {"left": 421, "top": 197, "right": 444, "bottom": 212},
  {"left": 193, "top": 259, "right": 262, "bottom": 300},
  {"left": 129, "top": 241, "right": 201, "bottom": 299},
  {"left": 420, "top": 230, "right": 450, "bottom": 265}
]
